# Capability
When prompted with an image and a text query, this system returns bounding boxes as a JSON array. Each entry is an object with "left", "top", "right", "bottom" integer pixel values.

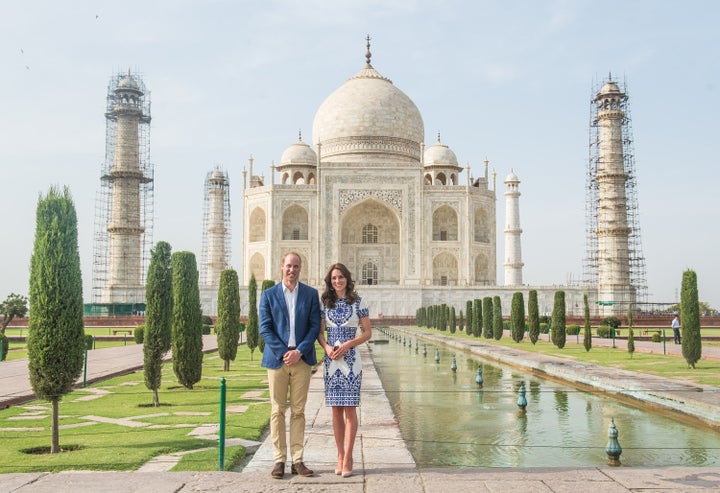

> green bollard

[
  {"left": 218, "top": 378, "right": 226, "bottom": 471},
  {"left": 662, "top": 329, "right": 666, "bottom": 355},
  {"left": 124, "top": 333, "right": 127, "bottom": 346},
  {"left": 83, "top": 346, "right": 88, "bottom": 388},
  {"left": 611, "top": 327, "right": 616, "bottom": 348}
]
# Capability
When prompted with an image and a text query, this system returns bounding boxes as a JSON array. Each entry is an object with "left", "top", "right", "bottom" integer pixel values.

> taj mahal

[{"left": 93, "top": 39, "right": 644, "bottom": 319}]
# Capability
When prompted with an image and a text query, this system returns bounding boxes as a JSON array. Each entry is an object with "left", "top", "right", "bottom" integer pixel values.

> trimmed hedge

[
  {"left": 565, "top": 324, "right": 580, "bottom": 335},
  {"left": 134, "top": 325, "right": 145, "bottom": 344}
]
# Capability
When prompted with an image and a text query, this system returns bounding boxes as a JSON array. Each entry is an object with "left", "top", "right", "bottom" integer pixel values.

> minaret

[
  {"left": 100, "top": 70, "right": 153, "bottom": 304},
  {"left": 594, "top": 77, "right": 632, "bottom": 311},
  {"left": 201, "top": 166, "right": 231, "bottom": 286},
  {"left": 503, "top": 169, "right": 523, "bottom": 285}
]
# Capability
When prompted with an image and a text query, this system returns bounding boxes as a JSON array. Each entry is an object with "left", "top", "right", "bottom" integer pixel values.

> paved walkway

[{"left": 1, "top": 333, "right": 720, "bottom": 491}]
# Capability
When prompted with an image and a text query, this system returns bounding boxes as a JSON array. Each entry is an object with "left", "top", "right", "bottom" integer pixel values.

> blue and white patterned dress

[{"left": 321, "top": 297, "right": 369, "bottom": 407}]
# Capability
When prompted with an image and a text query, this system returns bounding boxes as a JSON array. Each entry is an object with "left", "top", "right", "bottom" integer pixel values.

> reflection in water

[{"left": 370, "top": 329, "right": 720, "bottom": 468}]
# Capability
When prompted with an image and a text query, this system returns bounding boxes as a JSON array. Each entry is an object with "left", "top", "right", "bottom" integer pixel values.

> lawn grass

[
  {"left": 3, "top": 327, "right": 138, "bottom": 361},
  {"left": 0, "top": 345, "right": 269, "bottom": 473},
  {"left": 410, "top": 326, "right": 720, "bottom": 388}
]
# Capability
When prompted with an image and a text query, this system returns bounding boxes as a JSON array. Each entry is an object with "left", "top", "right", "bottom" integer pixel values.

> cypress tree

[
  {"left": 473, "top": 298, "right": 482, "bottom": 337},
  {"left": 27, "top": 187, "right": 85, "bottom": 453},
  {"left": 259, "top": 280, "right": 275, "bottom": 353},
  {"left": 627, "top": 304, "right": 635, "bottom": 358},
  {"left": 465, "top": 301, "right": 473, "bottom": 334},
  {"left": 449, "top": 306, "right": 456, "bottom": 333},
  {"left": 217, "top": 269, "right": 241, "bottom": 371},
  {"left": 171, "top": 251, "right": 203, "bottom": 389},
  {"left": 246, "top": 274, "right": 259, "bottom": 359},
  {"left": 492, "top": 296, "right": 503, "bottom": 340},
  {"left": 583, "top": 293, "right": 592, "bottom": 352},
  {"left": 144, "top": 241, "right": 173, "bottom": 406},
  {"left": 458, "top": 309, "right": 464, "bottom": 333},
  {"left": 482, "top": 297, "right": 493, "bottom": 339},
  {"left": 681, "top": 269, "right": 702, "bottom": 369},
  {"left": 528, "top": 290, "right": 540, "bottom": 345},
  {"left": 511, "top": 292, "right": 525, "bottom": 343},
  {"left": 551, "top": 290, "right": 566, "bottom": 349}
]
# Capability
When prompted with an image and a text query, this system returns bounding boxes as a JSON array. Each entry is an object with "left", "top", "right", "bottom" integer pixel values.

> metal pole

[
  {"left": 662, "top": 328, "right": 666, "bottom": 355},
  {"left": 218, "top": 377, "right": 226, "bottom": 471},
  {"left": 612, "top": 327, "right": 616, "bottom": 348}
]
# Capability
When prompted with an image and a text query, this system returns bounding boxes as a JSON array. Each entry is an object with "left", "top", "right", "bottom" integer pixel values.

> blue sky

[{"left": 2, "top": 0, "right": 718, "bottom": 310}]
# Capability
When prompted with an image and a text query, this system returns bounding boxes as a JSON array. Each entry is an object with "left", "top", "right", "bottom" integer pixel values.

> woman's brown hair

[{"left": 321, "top": 262, "right": 358, "bottom": 309}]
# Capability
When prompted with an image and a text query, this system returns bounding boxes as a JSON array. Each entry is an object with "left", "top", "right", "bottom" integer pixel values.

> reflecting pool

[{"left": 370, "top": 330, "right": 720, "bottom": 468}]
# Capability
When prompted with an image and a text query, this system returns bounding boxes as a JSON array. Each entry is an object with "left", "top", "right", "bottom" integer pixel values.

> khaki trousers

[{"left": 267, "top": 360, "right": 312, "bottom": 463}]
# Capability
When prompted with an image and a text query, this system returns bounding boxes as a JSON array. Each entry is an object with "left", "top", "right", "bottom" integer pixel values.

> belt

[{"left": 288, "top": 346, "right": 297, "bottom": 350}]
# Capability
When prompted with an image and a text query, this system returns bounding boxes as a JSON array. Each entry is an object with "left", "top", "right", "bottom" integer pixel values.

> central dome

[{"left": 311, "top": 63, "right": 424, "bottom": 161}]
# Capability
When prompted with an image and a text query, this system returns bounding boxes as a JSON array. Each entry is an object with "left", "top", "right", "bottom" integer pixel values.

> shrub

[
  {"left": 597, "top": 326, "right": 611, "bottom": 338},
  {"left": 565, "top": 324, "right": 580, "bottom": 335},
  {"left": 651, "top": 332, "right": 662, "bottom": 343},
  {"left": 84, "top": 334, "right": 94, "bottom": 350},
  {"left": 202, "top": 315, "right": 213, "bottom": 326},
  {"left": 601, "top": 317, "right": 621, "bottom": 329},
  {"left": 201, "top": 324, "right": 211, "bottom": 335},
  {"left": 134, "top": 325, "right": 145, "bottom": 344},
  {"left": 539, "top": 323, "right": 549, "bottom": 334}
]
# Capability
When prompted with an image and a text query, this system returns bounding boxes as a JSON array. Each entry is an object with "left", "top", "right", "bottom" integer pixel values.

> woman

[{"left": 317, "top": 263, "right": 372, "bottom": 478}]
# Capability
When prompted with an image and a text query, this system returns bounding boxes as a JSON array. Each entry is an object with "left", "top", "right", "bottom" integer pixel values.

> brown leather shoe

[
  {"left": 291, "top": 461, "right": 314, "bottom": 477},
  {"left": 271, "top": 462, "right": 284, "bottom": 479}
]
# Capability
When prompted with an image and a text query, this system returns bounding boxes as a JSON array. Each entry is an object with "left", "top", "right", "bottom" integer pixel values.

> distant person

[
  {"left": 317, "top": 263, "right": 372, "bottom": 478},
  {"left": 259, "top": 252, "right": 321, "bottom": 479},
  {"left": 671, "top": 314, "right": 681, "bottom": 344}
]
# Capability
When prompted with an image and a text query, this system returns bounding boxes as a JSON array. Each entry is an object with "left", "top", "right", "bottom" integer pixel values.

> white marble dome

[
  {"left": 311, "top": 63, "right": 424, "bottom": 160},
  {"left": 280, "top": 138, "right": 317, "bottom": 166},
  {"left": 505, "top": 169, "right": 519, "bottom": 182},
  {"left": 424, "top": 137, "right": 458, "bottom": 167}
]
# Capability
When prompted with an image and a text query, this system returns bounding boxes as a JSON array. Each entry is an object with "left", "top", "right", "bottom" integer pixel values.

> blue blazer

[{"left": 258, "top": 282, "right": 321, "bottom": 369}]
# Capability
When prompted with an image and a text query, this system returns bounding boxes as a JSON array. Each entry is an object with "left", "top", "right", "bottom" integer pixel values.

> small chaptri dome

[
  {"left": 597, "top": 73, "right": 623, "bottom": 97},
  {"left": 280, "top": 134, "right": 317, "bottom": 167},
  {"left": 209, "top": 166, "right": 225, "bottom": 181},
  {"left": 117, "top": 70, "right": 141, "bottom": 92},
  {"left": 424, "top": 133, "right": 458, "bottom": 167},
  {"left": 599, "top": 80, "right": 621, "bottom": 95},
  {"left": 505, "top": 168, "right": 520, "bottom": 182}
]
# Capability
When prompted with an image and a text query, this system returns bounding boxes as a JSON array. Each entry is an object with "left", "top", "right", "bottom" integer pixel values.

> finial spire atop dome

[
  {"left": 298, "top": 129, "right": 302, "bottom": 141},
  {"left": 437, "top": 131, "right": 441, "bottom": 143},
  {"left": 365, "top": 34, "right": 372, "bottom": 67}
]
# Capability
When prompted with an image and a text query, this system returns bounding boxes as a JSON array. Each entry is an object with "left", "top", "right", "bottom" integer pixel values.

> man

[
  {"left": 671, "top": 314, "right": 681, "bottom": 344},
  {"left": 259, "top": 252, "right": 321, "bottom": 479}
]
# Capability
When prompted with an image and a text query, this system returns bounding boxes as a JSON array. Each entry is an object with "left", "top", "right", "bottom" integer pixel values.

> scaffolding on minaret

[
  {"left": 200, "top": 166, "right": 232, "bottom": 286},
  {"left": 583, "top": 76, "right": 647, "bottom": 305},
  {"left": 91, "top": 70, "right": 153, "bottom": 307}
]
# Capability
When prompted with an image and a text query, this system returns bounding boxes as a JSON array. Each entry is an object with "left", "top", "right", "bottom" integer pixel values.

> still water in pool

[{"left": 369, "top": 330, "right": 720, "bottom": 468}]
